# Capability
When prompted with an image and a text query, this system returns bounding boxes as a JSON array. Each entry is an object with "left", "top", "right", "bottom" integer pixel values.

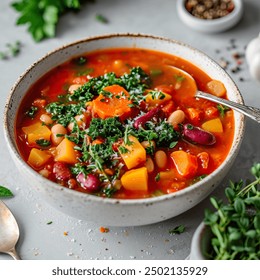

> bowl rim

[
  {"left": 3, "top": 33, "right": 245, "bottom": 206},
  {"left": 177, "top": 0, "right": 243, "bottom": 30}
]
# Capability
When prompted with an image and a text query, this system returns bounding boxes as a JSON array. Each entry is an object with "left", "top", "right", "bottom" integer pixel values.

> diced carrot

[
  {"left": 121, "top": 167, "right": 148, "bottom": 191},
  {"left": 54, "top": 138, "right": 78, "bottom": 164},
  {"left": 91, "top": 138, "right": 104, "bottom": 145},
  {"left": 161, "top": 100, "right": 175, "bottom": 116},
  {"left": 186, "top": 107, "right": 202, "bottom": 124},
  {"left": 206, "top": 80, "right": 226, "bottom": 97},
  {"left": 32, "top": 98, "right": 46, "bottom": 108},
  {"left": 92, "top": 85, "right": 132, "bottom": 120},
  {"left": 202, "top": 118, "right": 223, "bottom": 133},
  {"left": 119, "top": 135, "right": 146, "bottom": 169},
  {"left": 205, "top": 106, "right": 219, "bottom": 118},
  {"left": 171, "top": 150, "right": 198, "bottom": 178},
  {"left": 197, "top": 152, "right": 210, "bottom": 170},
  {"left": 100, "top": 226, "right": 109, "bottom": 233},
  {"left": 28, "top": 148, "right": 51, "bottom": 168},
  {"left": 22, "top": 122, "right": 51, "bottom": 145}
]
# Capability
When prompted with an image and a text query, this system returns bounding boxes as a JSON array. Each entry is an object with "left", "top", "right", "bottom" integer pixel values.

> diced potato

[
  {"left": 145, "top": 90, "right": 172, "bottom": 106},
  {"left": 121, "top": 167, "right": 148, "bottom": 191},
  {"left": 28, "top": 148, "right": 51, "bottom": 168},
  {"left": 206, "top": 80, "right": 226, "bottom": 97},
  {"left": 119, "top": 135, "right": 146, "bottom": 169},
  {"left": 202, "top": 118, "right": 223, "bottom": 133},
  {"left": 54, "top": 138, "right": 78, "bottom": 164},
  {"left": 22, "top": 122, "right": 51, "bottom": 145}
]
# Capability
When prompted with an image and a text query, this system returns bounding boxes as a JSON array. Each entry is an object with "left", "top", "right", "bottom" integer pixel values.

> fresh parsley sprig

[
  {"left": 11, "top": 0, "right": 86, "bottom": 42},
  {"left": 0, "top": 186, "right": 14, "bottom": 198},
  {"left": 204, "top": 163, "right": 260, "bottom": 260}
]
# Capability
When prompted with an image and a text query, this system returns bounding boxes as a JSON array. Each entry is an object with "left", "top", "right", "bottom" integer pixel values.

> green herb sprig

[
  {"left": 204, "top": 163, "right": 260, "bottom": 260},
  {"left": 11, "top": 0, "right": 88, "bottom": 42},
  {"left": 0, "top": 186, "right": 14, "bottom": 198}
]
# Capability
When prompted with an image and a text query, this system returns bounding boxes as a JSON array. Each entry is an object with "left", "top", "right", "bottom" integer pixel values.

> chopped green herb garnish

[
  {"left": 118, "top": 146, "right": 129, "bottom": 154},
  {"left": 0, "top": 186, "right": 14, "bottom": 198},
  {"left": 36, "top": 139, "right": 51, "bottom": 147},
  {"left": 25, "top": 106, "right": 38, "bottom": 118},
  {"left": 74, "top": 56, "right": 87, "bottom": 66},
  {"left": 174, "top": 74, "right": 185, "bottom": 83},
  {"left": 217, "top": 104, "right": 230, "bottom": 118},
  {"left": 155, "top": 173, "right": 160, "bottom": 182},
  {"left": 148, "top": 90, "right": 166, "bottom": 100},
  {"left": 169, "top": 225, "right": 186, "bottom": 235},
  {"left": 47, "top": 221, "right": 53, "bottom": 225}
]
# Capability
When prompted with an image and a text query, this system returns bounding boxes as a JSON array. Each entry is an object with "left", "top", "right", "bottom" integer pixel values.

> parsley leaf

[
  {"left": 0, "top": 186, "right": 14, "bottom": 198},
  {"left": 169, "top": 225, "right": 186, "bottom": 235},
  {"left": 11, "top": 0, "right": 83, "bottom": 42}
]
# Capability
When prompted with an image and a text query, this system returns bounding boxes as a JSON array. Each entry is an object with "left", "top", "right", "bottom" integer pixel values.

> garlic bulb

[{"left": 246, "top": 34, "right": 260, "bottom": 81}]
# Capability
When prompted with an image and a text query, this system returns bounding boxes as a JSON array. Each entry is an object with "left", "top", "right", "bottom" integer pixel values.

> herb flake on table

[
  {"left": 169, "top": 225, "right": 186, "bottom": 235},
  {"left": 0, "top": 186, "right": 14, "bottom": 198},
  {"left": 0, "top": 41, "right": 22, "bottom": 60},
  {"left": 95, "top": 14, "right": 109, "bottom": 24}
]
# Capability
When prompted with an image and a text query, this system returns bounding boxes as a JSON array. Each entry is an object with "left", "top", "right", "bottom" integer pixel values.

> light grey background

[{"left": 0, "top": 0, "right": 259, "bottom": 260}]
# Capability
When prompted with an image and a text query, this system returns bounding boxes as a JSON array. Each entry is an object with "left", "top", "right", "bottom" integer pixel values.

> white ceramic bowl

[
  {"left": 177, "top": 0, "right": 244, "bottom": 33},
  {"left": 4, "top": 34, "right": 245, "bottom": 226}
]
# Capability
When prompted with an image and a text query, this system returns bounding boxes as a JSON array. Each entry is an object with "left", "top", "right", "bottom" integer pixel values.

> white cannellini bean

[
  {"left": 40, "top": 114, "right": 53, "bottom": 125},
  {"left": 155, "top": 150, "right": 167, "bottom": 169},
  {"left": 145, "top": 157, "right": 155, "bottom": 173},
  {"left": 167, "top": 109, "right": 185, "bottom": 127},
  {"left": 68, "top": 84, "right": 82, "bottom": 94},
  {"left": 51, "top": 124, "right": 67, "bottom": 145}
]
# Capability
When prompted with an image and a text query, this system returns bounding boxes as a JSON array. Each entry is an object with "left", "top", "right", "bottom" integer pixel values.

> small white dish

[
  {"left": 177, "top": 0, "right": 244, "bottom": 33},
  {"left": 190, "top": 222, "right": 210, "bottom": 259}
]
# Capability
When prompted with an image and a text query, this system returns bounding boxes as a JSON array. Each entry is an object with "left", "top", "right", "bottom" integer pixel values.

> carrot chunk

[
  {"left": 171, "top": 150, "right": 198, "bottom": 178},
  {"left": 92, "top": 85, "right": 132, "bottom": 120}
]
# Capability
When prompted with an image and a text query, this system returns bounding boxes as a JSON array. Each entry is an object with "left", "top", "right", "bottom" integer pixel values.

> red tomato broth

[{"left": 15, "top": 48, "right": 234, "bottom": 199}]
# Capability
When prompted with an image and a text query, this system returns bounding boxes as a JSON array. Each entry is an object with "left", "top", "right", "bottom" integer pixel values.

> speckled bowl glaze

[{"left": 4, "top": 34, "right": 245, "bottom": 226}]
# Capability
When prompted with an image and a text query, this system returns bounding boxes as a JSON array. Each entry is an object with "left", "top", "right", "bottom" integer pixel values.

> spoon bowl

[
  {"left": 0, "top": 200, "right": 21, "bottom": 260},
  {"left": 168, "top": 65, "right": 260, "bottom": 124}
]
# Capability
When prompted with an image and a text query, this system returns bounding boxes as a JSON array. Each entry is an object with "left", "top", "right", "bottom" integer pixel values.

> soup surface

[{"left": 16, "top": 48, "right": 234, "bottom": 199}]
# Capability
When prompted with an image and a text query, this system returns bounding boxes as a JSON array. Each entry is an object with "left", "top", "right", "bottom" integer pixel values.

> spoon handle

[
  {"left": 196, "top": 91, "right": 260, "bottom": 123},
  {"left": 7, "top": 247, "right": 21, "bottom": 260}
]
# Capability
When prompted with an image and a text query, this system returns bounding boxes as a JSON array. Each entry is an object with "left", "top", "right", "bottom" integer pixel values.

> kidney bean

[
  {"left": 182, "top": 123, "right": 216, "bottom": 145},
  {"left": 133, "top": 106, "right": 160, "bottom": 129},
  {"left": 53, "top": 162, "right": 72, "bottom": 181},
  {"left": 76, "top": 173, "right": 100, "bottom": 192}
]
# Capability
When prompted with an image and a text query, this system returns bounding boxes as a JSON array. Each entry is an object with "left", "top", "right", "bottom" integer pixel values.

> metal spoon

[
  {"left": 0, "top": 200, "right": 21, "bottom": 260},
  {"left": 167, "top": 65, "right": 260, "bottom": 123}
]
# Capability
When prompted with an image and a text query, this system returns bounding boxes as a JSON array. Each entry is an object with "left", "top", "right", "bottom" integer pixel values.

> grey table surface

[{"left": 0, "top": 0, "right": 259, "bottom": 260}]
